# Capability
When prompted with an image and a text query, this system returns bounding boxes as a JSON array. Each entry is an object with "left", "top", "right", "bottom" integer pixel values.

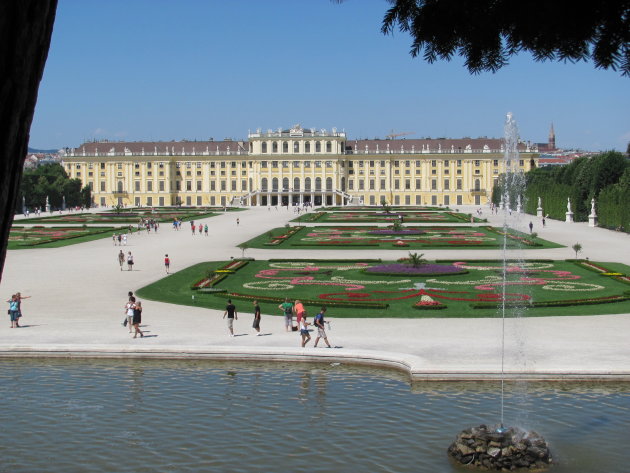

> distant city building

[
  {"left": 24, "top": 152, "right": 60, "bottom": 168},
  {"left": 61, "top": 124, "right": 539, "bottom": 207},
  {"left": 535, "top": 124, "right": 557, "bottom": 153}
]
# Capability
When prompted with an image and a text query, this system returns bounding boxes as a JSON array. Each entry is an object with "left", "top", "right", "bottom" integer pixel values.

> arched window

[
  {"left": 262, "top": 142, "right": 268, "bottom": 153},
  {"left": 326, "top": 141, "right": 332, "bottom": 152},
  {"left": 261, "top": 178, "right": 268, "bottom": 192},
  {"left": 326, "top": 177, "right": 333, "bottom": 191},
  {"left": 305, "top": 177, "right": 312, "bottom": 192},
  {"left": 315, "top": 141, "right": 321, "bottom": 153},
  {"left": 117, "top": 181, "right": 124, "bottom": 193},
  {"left": 293, "top": 177, "right": 300, "bottom": 191},
  {"left": 282, "top": 142, "right": 288, "bottom": 153},
  {"left": 305, "top": 142, "right": 311, "bottom": 153},
  {"left": 293, "top": 142, "right": 299, "bottom": 153},
  {"left": 315, "top": 177, "right": 322, "bottom": 191},
  {"left": 272, "top": 178, "right": 279, "bottom": 192},
  {"left": 282, "top": 177, "right": 289, "bottom": 191},
  {"left": 272, "top": 141, "right": 278, "bottom": 153}
]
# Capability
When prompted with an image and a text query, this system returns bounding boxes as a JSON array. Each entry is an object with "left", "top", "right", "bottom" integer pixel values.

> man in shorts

[
  {"left": 313, "top": 306, "right": 332, "bottom": 348},
  {"left": 118, "top": 250, "right": 125, "bottom": 271},
  {"left": 278, "top": 297, "right": 294, "bottom": 332},
  {"left": 223, "top": 299, "right": 238, "bottom": 337},
  {"left": 252, "top": 300, "right": 261, "bottom": 336}
]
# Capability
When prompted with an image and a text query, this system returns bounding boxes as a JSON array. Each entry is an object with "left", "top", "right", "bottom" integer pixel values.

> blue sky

[{"left": 30, "top": 0, "right": 629, "bottom": 152}]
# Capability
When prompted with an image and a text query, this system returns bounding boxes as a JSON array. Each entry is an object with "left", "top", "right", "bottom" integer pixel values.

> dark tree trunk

[{"left": 0, "top": 0, "right": 57, "bottom": 282}]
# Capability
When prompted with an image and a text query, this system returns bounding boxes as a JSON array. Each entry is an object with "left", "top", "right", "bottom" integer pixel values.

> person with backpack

[
  {"left": 278, "top": 297, "right": 294, "bottom": 332},
  {"left": 313, "top": 306, "right": 332, "bottom": 348}
]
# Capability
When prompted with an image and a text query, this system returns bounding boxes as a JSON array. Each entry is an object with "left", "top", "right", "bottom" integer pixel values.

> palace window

[
  {"left": 394, "top": 179, "right": 400, "bottom": 190},
  {"left": 405, "top": 179, "right": 411, "bottom": 190},
  {"left": 405, "top": 161, "right": 410, "bottom": 167},
  {"left": 305, "top": 142, "right": 310, "bottom": 153},
  {"left": 431, "top": 179, "right": 437, "bottom": 190},
  {"left": 415, "top": 179, "right": 421, "bottom": 189},
  {"left": 272, "top": 142, "right": 278, "bottom": 153},
  {"left": 262, "top": 142, "right": 268, "bottom": 153},
  {"left": 293, "top": 161, "right": 300, "bottom": 168},
  {"left": 100, "top": 182, "right": 106, "bottom": 192},
  {"left": 493, "top": 160, "right": 499, "bottom": 166},
  {"left": 221, "top": 181, "right": 226, "bottom": 191},
  {"left": 380, "top": 179, "right": 386, "bottom": 190},
  {"left": 431, "top": 160, "right": 436, "bottom": 167},
  {"left": 304, "top": 177, "right": 311, "bottom": 191},
  {"left": 304, "top": 161, "right": 311, "bottom": 168},
  {"left": 369, "top": 179, "right": 375, "bottom": 190},
  {"left": 315, "top": 161, "right": 322, "bottom": 168},
  {"left": 283, "top": 142, "right": 288, "bottom": 153},
  {"left": 293, "top": 142, "right": 299, "bottom": 153},
  {"left": 282, "top": 161, "right": 289, "bottom": 168},
  {"left": 444, "top": 179, "right": 450, "bottom": 190},
  {"left": 242, "top": 179, "right": 247, "bottom": 190},
  {"left": 457, "top": 179, "right": 462, "bottom": 190},
  {"left": 186, "top": 181, "right": 192, "bottom": 191},
  {"left": 147, "top": 181, "right": 153, "bottom": 191},
  {"left": 359, "top": 180, "right": 364, "bottom": 190},
  {"left": 261, "top": 178, "right": 268, "bottom": 192},
  {"left": 231, "top": 181, "right": 237, "bottom": 191},
  {"left": 271, "top": 161, "right": 278, "bottom": 168},
  {"left": 315, "top": 142, "right": 321, "bottom": 152},
  {"left": 159, "top": 181, "right": 165, "bottom": 191},
  {"left": 211, "top": 181, "right": 216, "bottom": 191},
  {"left": 474, "top": 160, "right": 480, "bottom": 166},
  {"left": 197, "top": 181, "right": 202, "bottom": 191},
  {"left": 261, "top": 161, "right": 267, "bottom": 168},
  {"left": 326, "top": 161, "right": 333, "bottom": 168},
  {"left": 457, "top": 160, "right": 462, "bottom": 166},
  {"left": 326, "top": 141, "right": 332, "bottom": 152},
  {"left": 315, "top": 177, "right": 322, "bottom": 191},
  {"left": 348, "top": 180, "right": 354, "bottom": 190}
]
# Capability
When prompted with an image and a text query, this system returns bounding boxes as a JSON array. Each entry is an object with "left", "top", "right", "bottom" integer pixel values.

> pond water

[{"left": 0, "top": 358, "right": 628, "bottom": 473}]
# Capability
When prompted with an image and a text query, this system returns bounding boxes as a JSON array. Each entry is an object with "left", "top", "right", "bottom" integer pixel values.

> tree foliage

[
  {"left": 381, "top": 0, "right": 630, "bottom": 76},
  {"left": 18, "top": 163, "right": 91, "bottom": 211},
  {"left": 514, "top": 151, "right": 629, "bottom": 229}
]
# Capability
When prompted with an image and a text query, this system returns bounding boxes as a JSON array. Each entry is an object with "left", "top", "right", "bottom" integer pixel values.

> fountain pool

[{"left": 0, "top": 358, "right": 628, "bottom": 472}]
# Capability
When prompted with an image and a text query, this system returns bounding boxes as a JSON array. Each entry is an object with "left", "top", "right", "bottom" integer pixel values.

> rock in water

[{"left": 447, "top": 425, "right": 552, "bottom": 470}]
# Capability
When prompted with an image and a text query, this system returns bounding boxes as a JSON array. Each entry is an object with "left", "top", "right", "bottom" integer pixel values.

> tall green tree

[{"left": 380, "top": 0, "right": 630, "bottom": 76}]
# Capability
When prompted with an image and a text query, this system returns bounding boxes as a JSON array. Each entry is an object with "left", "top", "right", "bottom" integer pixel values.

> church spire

[{"left": 548, "top": 123, "right": 556, "bottom": 150}]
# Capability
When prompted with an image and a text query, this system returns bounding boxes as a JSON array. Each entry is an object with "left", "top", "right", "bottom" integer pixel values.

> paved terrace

[{"left": 1, "top": 206, "right": 629, "bottom": 380}]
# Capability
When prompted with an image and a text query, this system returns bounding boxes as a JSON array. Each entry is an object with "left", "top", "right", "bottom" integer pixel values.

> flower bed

[
  {"left": 364, "top": 263, "right": 467, "bottom": 276},
  {"left": 191, "top": 260, "right": 249, "bottom": 289},
  {"left": 471, "top": 294, "right": 630, "bottom": 309}
]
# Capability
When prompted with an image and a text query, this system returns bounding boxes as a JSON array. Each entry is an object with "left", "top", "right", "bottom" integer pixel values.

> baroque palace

[{"left": 62, "top": 124, "right": 539, "bottom": 208}]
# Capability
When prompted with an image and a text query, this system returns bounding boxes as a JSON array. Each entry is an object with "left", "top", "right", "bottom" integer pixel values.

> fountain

[{"left": 448, "top": 113, "right": 552, "bottom": 470}]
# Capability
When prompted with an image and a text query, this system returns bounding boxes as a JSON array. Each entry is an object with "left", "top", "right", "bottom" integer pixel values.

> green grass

[
  {"left": 291, "top": 210, "right": 483, "bottom": 224},
  {"left": 8, "top": 226, "right": 138, "bottom": 249},
  {"left": 241, "top": 225, "right": 563, "bottom": 250},
  {"left": 19, "top": 209, "right": 220, "bottom": 224},
  {"left": 136, "top": 259, "right": 630, "bottom": 318}
]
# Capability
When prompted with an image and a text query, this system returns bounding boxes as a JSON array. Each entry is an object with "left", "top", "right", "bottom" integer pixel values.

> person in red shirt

[{"left": 164, "top": 254, "right": 170, "bottom": 274}]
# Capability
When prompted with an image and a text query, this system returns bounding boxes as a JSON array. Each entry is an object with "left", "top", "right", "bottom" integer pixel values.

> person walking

[
  {"left": 278, "top": 297, "right": 294, "bottom": 332},
  {"left": 313, "top": 306, "right": 332, "bottom": 348},
  {"left": 164, "top": 254, "right": 170, "bottom": 274},
  {"left": 204, "top": 224, "right": 208, "bottom": 236},
  {"left": 294, "top": 299, "right": 306, "bottom": 328},
  {"left": 124, "top": 298, "right": 136, "bottom": 333},
  {"left": 122, "top": 233, "right": 127, "bottom": 246},
  {"left": 529, "top": 221, "right": 534, "bottom": 233},
  {"left": 132, "top": 301, "right": 144, "bottom": 338},
  {"left": 198, "top": 223, "right": 203, "bottom": 235},
  {"left": 7, "top": 294, "right": 19, "bottom": 328},
  {"left": 127, "top": 251, "right": 134, "bottom": 271},
  {"left": 299, "top": 313, "right": 311, "bottom": 347},
  {"left": 252, "top": 300, "right": 261, "bottom": 336},
  {"left": 223, "top": 299, "right": 238, "bottom": 337},
  {"left": 113, "top": 233, "right": 117, "bottom": 246},
  {"left": 118, "top": 250, "right": 125, "bottom": 271}
]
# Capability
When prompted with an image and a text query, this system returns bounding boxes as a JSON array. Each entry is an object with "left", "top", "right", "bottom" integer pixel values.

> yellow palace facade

[{"left": 62, "top": 124, "right": 539, "bottom": 208}]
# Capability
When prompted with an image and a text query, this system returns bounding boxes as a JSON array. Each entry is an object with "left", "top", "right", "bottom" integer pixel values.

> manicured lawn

[
  {"left": 136, "top": 259, "right": 630, "bottom": 318},
  {"left": 241, "top": 225, "right": 563, "bottom": 250},
  {"left": 8, "top": 226, "right": 138, "bottom": 249},
  {"left": 292, "top": 210, "right": 484, "bottom": 223},
  {"left": 319, "top": 206, "right": 448, "bottom": 211},
  {"left": 19, "top": 208, "right": 223, "bottom": 224}
]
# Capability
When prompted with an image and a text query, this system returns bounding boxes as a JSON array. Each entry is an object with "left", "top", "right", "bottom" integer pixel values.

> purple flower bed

[
  {"left": 368, "top": 229, "right": 424, "bottom": 235},
  {"left": 365, "top": 263, "right": 466, "bottom": 275}
]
